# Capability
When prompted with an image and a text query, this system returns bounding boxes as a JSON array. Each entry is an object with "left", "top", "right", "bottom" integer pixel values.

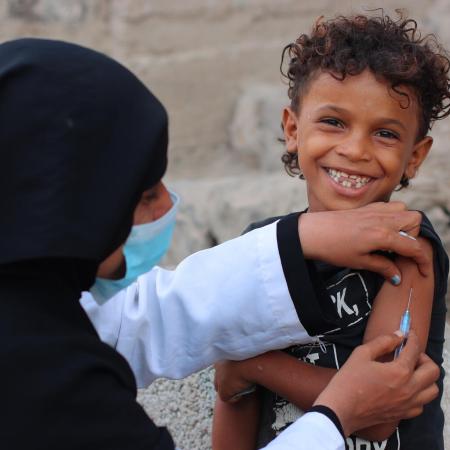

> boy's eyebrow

[
  {"left": 376, "top": 118, "right": 407, "bottom": 132},
  {"left": 317, "top": 104, "right": 348, "bottom": 115},
  {"left": 316, "top": 104, "right": 407, "bottom": 131}
]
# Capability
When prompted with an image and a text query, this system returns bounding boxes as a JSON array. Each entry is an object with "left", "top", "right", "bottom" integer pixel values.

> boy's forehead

[{"left": 303, "top": 70, "right": 419, "bottom": 127}]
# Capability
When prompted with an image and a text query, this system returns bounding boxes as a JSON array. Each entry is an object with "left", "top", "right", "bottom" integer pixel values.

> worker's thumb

[
  {"left": 395, "top": 331, "right": 421, "bottom": 370},
  {"left": 364, "top": 332, "right": 405, "bottom": 360}
]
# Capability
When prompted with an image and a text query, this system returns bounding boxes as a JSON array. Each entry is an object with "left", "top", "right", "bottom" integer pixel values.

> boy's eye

[
  {"left": 375, "top": 129, "right": 399, "bottom": 140},
  {"left": 320, "top": 117, "right": 344, "bottom": 128}
]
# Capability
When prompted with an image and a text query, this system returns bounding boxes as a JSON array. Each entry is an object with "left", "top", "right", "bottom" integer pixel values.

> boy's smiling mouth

[{"left": 324, "top": 167, "right": 374, "bottom": 190}]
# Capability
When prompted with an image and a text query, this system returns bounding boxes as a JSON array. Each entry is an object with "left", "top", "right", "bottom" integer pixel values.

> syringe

[{"left": 394, "top": 288, "right": 413, "bottom": 359}]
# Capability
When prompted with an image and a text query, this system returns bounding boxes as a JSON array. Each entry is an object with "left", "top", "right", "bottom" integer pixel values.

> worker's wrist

[
  {"left": 313, "top": 392, "right": 354, "bottom": 437},
  {"left": 308, "top": 405, "right": 346, "bottom": 441}
]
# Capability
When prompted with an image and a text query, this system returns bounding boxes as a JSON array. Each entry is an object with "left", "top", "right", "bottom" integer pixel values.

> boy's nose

[{"left": 335, "top": 135, "right": 371, "bottom": 162}]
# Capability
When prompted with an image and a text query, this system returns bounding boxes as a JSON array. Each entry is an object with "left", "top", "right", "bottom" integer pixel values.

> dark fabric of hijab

[
  {"left": 0, "top": 38, "right": 167, "bottom": 268},
  {"left": 0, "top": 39, "right": 174, "bottom": 449}
]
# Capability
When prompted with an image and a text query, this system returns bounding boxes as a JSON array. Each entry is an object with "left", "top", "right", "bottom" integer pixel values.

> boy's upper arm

[
  {"left": 358, "top": 237, "right": 434, "bottom": 440},
  {"left": 363, "top": 236, "right": 435, "bottom": 353}
]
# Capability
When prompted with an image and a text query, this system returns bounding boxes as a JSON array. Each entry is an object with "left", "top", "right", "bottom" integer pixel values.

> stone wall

[
  {"left": 2, "top": 1, "right": 449, "bottom": 448},
  {"left": 0, "top": 0, "right": 445, "bottom": 181}
]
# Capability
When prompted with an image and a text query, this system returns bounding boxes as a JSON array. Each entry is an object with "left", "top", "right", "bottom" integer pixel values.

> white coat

[{"left": 81, "top": 221, "right": 345, "bottom": 450}]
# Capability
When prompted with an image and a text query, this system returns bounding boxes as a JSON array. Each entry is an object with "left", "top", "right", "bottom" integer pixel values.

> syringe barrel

[{"left": 399, "top": 311, "right": 411, "bottom": 336}]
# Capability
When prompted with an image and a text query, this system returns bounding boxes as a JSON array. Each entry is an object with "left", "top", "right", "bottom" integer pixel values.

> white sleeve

[
  {"left": 262, "top": 412, "right": 345, "bottom": 450},
  {"left": 81, "top": 221, "right": 313, "bottom": 387}
]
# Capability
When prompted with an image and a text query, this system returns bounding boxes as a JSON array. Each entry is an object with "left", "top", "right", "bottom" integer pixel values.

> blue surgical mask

[{"left": 90, "top": 190, "right": 180, "bottom": 305}]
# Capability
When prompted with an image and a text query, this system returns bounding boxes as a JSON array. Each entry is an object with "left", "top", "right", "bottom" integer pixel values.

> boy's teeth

[{"left": 326, "top": 168, "right": 371, "bottom": 189}]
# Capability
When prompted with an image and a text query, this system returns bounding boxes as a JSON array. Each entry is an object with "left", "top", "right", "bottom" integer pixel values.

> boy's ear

[
  {"left": 404, "top": 136, "right": 433, "bottom": 179},
  {"left": 282, "top": 107, "right": 299, "bottom": 154}
]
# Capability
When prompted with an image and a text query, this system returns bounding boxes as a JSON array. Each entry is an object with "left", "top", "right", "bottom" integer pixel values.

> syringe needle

[{"left": 406, "top": 288, "right": 413, "bottom": 311}]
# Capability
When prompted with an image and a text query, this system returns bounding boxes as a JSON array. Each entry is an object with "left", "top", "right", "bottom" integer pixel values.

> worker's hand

[
  {"left": 314, "top": 331, "right": 440, "bottom": 436},
  {"left": 214, "top": 360, "right": 255, "bottom": 403},
  {"left": 299, "top": 202, "right": 430, "bottom": 284}
]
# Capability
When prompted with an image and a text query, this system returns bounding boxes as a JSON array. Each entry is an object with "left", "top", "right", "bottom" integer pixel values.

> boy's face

[{"left": 283, "top": 70, "right": 432, "bottom": 212}]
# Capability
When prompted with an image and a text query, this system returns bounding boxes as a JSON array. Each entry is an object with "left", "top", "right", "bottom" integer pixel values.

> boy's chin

[
  {"left": 316, "top": 196, "right": 389, "bottom": 212},
  {"left": 335, "top": 186, "right": 394, "bottom": 210}
]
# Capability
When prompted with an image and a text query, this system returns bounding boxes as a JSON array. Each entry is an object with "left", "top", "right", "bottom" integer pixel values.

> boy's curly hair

[{"left": 281, "top": 12, "right": 450, "bottom": 184}]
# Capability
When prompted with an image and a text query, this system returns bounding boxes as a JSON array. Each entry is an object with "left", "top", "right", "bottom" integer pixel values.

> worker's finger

[
  {"left": 398, "top": 223, "right": 421, "bottom": 239},
  {"left": 370, "top": 230, "right": 430, "bottom": 277},
  {"left": 408, "top": 383, "right": 440, "bottom": 409},
  {"left": 362, "top": 333, "right": 404, "bottom": 360},
  {"left": 362, "top": 205, "right": 420, "bottom": 235},
  {"left": 416, "top": 352, "right": 435, "bottom": 367},
  {"left": 396, "top": 331, "right": 420, "bottom": 371},
  {"left": 409, "top": 353, "right": 441, "bottom": 389},
  {"left": 399, "top": 406, "right": 424, "bottom": 420},
  {"left": 359, "top": 253, "right": 403, "bottom": 285},
  {"left": 363, "top": 201, "right": 407, "bottom": 212},
  {"left": 389, "top": 234, "right": 430, "bottom": 277},
  {"left": 385, "top": 210, "right": 422, "bottom": 237}
]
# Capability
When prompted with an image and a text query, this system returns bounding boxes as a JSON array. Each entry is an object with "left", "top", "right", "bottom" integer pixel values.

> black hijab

[
  {"left": 0, "top": 38, "right": 167, "bottom": 271},
  {"left": 0, "top": 39, "right": 174, "bottom": 449}
]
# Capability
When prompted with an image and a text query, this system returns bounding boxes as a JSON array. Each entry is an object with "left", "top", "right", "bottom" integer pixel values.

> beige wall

[{"left": 1, "top": 0, "right": 447, "bottom": 179}]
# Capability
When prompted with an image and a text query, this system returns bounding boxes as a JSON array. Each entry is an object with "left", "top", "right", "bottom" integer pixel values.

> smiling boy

[
  {"left": 283, "top": 70, "right": 432, "bottom": 212},
  {"left": 213, "top": 13, "right": 449, "bottom": 450}
]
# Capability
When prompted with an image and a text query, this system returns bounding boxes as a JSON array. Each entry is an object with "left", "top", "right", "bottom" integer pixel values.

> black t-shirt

[{"left": 245, "top": 212, "right": 448, "bottom": 450}]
